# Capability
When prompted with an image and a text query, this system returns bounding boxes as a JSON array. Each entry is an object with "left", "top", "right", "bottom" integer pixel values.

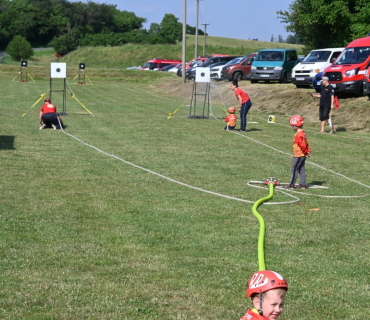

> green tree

[
  {"left": 158, "top": 14, "right": 182, "bottom": 44},
  {"left": 286, "top": 34, "right": 302, "bottom": 44},
  {"left": 48, "top": 34, "right": 77, "bottom": 56},
  {"left": 6, "top": 35, "right": 34, "bottom": 61},
  {"left": 113, "top": 10, "right": 146, "bottom": 33},
  {"left": 278, "top": 35, "right": 283, "bottom": 43},
  {"left": 278, "top": 0, "right": 370, "bottom": 49},
  {"left": 270, "top": 34, "right": 274, "bottom": 42},
  {"left": 186, "top": 24, "right": 204, "bottom": 36}
]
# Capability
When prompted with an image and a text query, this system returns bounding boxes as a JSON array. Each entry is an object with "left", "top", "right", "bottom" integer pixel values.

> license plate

[
  {"left": 331, "top": 84, "right": 336, "bottom": 88},
  {"left": 297, "top": 77, "right": 305, "bottom": 81},
  {"left": 260, "top": 74, "right": 269, "bottom": 78}
]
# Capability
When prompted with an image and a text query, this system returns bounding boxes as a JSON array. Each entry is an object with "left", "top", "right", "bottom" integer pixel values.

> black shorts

[{"left": 319, "top": 105, "right": 330, "bottom": 121}]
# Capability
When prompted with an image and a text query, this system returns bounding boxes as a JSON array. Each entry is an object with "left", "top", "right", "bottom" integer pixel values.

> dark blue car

[{"left": 312, "top": 72, "right": 323, "bottom": 92}]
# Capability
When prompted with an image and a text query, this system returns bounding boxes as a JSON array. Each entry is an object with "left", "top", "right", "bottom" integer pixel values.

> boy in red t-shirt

[
  {"left": 285, "top": 115, "right": 310, "bottom": 190},
  {"left": 240, "top": 270, "right": 288, "bottom": 320},
  {"left": 224, "top": 106, "right": 237, "bottom": 130}
]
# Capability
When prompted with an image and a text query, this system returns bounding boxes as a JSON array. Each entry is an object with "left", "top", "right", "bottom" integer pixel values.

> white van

[{"left": 291, "top": 48, "right": 344, "bottom": 88}]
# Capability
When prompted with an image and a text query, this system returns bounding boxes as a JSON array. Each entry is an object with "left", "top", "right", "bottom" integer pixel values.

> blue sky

[{"left": 70, "top": 0, "right": 294, "bottom": 42}]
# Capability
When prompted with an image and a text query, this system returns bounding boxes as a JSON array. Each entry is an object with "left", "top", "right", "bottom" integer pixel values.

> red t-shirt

[
  {"left": 240, "top": 309, "right": 270, "bottom": 320},
  {"left": 293, "top": 129, "right": 310, "bottom": 157},
  {"left": 225, "top": 114, "right": 237, "bottom": 127},
  {"left": 235, "top": 88, "right": 250, "bottom": 104},
  {"left": 40, "top": 104, "right": 57, "bottom": 114}
]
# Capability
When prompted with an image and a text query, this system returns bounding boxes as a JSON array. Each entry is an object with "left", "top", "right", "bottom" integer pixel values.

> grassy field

[
  {"left": 0, "top": 61, "right": 369, "bottom": 320},
  {"left": 4, "top": 35, "right": 305, "bottom": 69}
]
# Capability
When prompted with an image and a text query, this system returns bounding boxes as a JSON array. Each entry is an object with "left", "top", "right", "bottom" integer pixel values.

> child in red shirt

[
  {"left": 224, "top": 106, "right": 237, "bottom": 130},
  {"left": 240, "top": 270, "right": 288, "bottom": 320},
  {"left": 285, "top": 115, "right": 310, "bottom": 190}
]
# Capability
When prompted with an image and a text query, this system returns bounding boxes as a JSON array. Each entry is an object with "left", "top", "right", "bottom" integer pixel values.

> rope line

[
  {"left": 56, "top": 119, "right": 299, "bottom": 205},
  {"left": 228, "top": 130, "right": 370, "bottom": 191}
]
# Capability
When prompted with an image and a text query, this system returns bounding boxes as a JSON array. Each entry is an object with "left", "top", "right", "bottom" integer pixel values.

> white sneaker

[{"left": 39, "top": 124, "right": 47, "bottom": 130}]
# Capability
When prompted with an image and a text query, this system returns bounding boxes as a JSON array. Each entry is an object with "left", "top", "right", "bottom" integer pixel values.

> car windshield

[
  {"left": 333, "top": 47, "right": 370, "bottom": 65},
  {"left": 224, "top": 57, "right": 243, "bottom": 66},
  {"left": 255, "top": 51, "right": 284, "bottom": 61},
  {"left": 142, "top": 62, "right": 157, "bottom": 69},
  {"left": 190, "top": 61, "right": 203, "bottom": 67},
  {"left": 303, "top": 50, "right": 331, "bottom": 62}
]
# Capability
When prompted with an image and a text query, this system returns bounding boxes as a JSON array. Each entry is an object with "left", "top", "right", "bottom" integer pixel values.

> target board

[
  {"left": 195, "top": 67, "right": 210, "bottom": 83},
  {"left": 51, "top": 63, "right": 66, "bottom": 79}
]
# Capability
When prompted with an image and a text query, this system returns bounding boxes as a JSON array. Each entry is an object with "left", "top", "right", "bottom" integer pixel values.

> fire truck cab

[{"left": 323, "top": 36, "right": 370, "bottom": 94}]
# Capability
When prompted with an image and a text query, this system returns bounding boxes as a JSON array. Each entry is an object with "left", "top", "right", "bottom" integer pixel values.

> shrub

[
  {"left": 6, "top": 35, "right": 34, "bottom": 61},
  {"left": 49, "top": 34, "right": 78, "bottom": 56}
]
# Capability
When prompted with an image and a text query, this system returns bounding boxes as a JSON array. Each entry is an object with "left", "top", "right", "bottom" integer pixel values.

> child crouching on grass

[
  {"left": 240, "top": 270, "right": 288, "bottom": 320},
  {"left": 224, "top": 106, "right": 237, "bottom": 130},
  {"left": 285, "top": 115, "right": 310, "bottom": 190}
]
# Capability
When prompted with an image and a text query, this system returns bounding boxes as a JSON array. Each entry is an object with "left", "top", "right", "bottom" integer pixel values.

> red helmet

[
  {"left": 229, "top": 106, "right": 235, "bottom": 114},
  {"left": 246, "top": 270, "right": 288, "bottom": 298},
  {"left": 289, "top": 115, "right": 304, "bottom": 127}
]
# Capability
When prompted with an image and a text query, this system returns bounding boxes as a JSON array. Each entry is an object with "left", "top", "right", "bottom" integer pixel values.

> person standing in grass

[
  {"left": 285, "top": 115, "right": 310, "bottom": 190},
  {"left": 311, "top": 76, "right": 335, "bottom": 133},
  {"left": 230, "top": 80, "right": 252, "bottom": 132},
  {"left": 224, "top": 106, "right": 237, "bottom": 130},
  {"left": 240, "top": 270, "right": 288, "bottom": 320}
]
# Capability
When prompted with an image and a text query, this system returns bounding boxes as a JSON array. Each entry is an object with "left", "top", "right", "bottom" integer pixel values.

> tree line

[
  {"left": 278, "top": 0, "right": 370, "bottom": 51},
  {"left": 0, "top": 0, "right": 203, "bottom": 57},
  {"left": 2, "top": 0, "right": 370, "bottom": 59}
]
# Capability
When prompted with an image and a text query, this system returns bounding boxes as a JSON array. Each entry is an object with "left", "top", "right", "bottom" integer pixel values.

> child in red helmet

[
  {"left": 224, "top": 106, "right": 237, "bottom": 130},
  {"left": 240, "top": 270, "right": 288, "bottom": 320},
  {"left": 285, "top": 115, "right": 310, "bottom": 190}
]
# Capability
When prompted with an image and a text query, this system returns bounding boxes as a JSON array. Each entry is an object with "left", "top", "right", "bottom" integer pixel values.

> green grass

[
  {"left": 0, "top": 67, "right": 369, "bottom": 319},
  {"left": 5, "top": 34, "right": 305, "bottom": 69}
]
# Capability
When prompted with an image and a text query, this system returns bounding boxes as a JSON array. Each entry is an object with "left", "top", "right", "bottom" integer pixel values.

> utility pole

[
  {"left": 195, "top": 0, "right": 203, "bottom": 58},
  {"left": 182, "top": 0, "right": 187, "bottom": 84},
  {"left": 202, "top": 23, "right": 210, "bottom": 57}
]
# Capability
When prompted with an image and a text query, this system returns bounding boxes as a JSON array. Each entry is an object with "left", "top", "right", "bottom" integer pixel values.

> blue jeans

[
  {"left": 42, "top": 113, "right": 63, "bottom": 129},
  {"left": 240, "top": 100, "right": 252, "bottom": 131}
]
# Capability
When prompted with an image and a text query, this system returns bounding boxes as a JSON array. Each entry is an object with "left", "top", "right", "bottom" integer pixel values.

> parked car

[
  {"left": 312, "top": 72, "right": 323, "bottom": 92},
  {"left": 141, "top": 58, "right": 181, "bottom": 70},
  {"left": 250, "top": 49, "right": 298, "bottom": 83},
  {"left": 160, "top": 65, "right": 176, "bottom": 71},
  {"left": 210, "top": 61, "right": 230, "bottom": 80},
  {"left": 291, "top": 48, "right": 344, "bottom": 88},
  {"left": 221, "top": 53, "right": 257, "bottom": 81},
  {"left": 294, "top": 56, "right": 305, "bottom": 66},
  {"left": 168, "top": 63, "right": 182, "bottom": 73},
  {"left": 201, "top": 55, "right": 238, "bottom": 68},
  {"left": 323, "top": 35, "right": 370, "bottom": 94},
  {"left": 177, "top": 60, "right": 204, "bottom": 78},
  {"left": 126, "top": 66, "right": 141, "bottom": 70}
]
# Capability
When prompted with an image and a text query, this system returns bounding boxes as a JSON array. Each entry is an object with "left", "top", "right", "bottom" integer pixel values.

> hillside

[
  {"left": 12, "top": 35, "right": 306, "bottom": 70},
  {"left": 151, "top": 76, "right": 370, "bottom": 135}
]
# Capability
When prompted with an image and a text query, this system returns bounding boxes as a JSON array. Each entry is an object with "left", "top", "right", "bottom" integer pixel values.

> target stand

[
  {"left": 78, "top": 63, "right": 86, "bottom": 84},
  {"left": 188, "top": 67, "right": 210, "bottom": 119},
  {"left": 20, "top": 60, "right": 29, "bottom": 82},
  {"left": 50, "top": 62, "right": 67, "bottom": 116}
]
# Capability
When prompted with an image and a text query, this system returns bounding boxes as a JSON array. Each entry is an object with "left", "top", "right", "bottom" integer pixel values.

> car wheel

[
  {"left": 250, "top": 79, "right": 258, "bottom": 84},
  {"left": 233, "top": 72, "right": 243, "bottom": 81},
  {"left": 279, "top": 73, "right": 287, "bottom": 83}
]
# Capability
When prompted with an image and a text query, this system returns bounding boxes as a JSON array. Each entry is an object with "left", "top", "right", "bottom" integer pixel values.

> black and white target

[{"left": 195, "top": 67, "right": 210, "bottom": 83}]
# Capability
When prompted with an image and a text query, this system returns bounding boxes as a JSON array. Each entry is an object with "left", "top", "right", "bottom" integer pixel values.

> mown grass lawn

[{"left": 0, "top": 70, "right": 369, "bottom": 319}]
